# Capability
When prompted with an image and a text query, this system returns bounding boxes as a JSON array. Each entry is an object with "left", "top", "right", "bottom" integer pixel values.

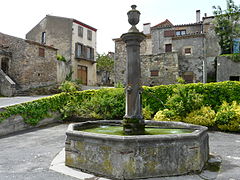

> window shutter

[
  {"left": 91, "top": 48, "right": 94, "bottom": 60},
  {"left": 164, "top": 30, "right": 175, "bottom": 37},
  {"left": 75, "top": 43, "right": 78, "bottom": 58},
  {"left": 150, "top": 70, "right": 159, "bottom": 76}
]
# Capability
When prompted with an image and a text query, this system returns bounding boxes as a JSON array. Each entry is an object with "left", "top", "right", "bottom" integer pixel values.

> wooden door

[
  {"left": 77, "top": 65, "right": 87, "bottom": 85},
  {"left": 183, "top": 72, "right": 194, "bottom": 83}
]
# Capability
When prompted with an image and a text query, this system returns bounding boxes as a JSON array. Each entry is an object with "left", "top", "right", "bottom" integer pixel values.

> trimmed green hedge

[
  {"left": 0, "top": 90, "right": 96, "bottom": 125},
  {"left": 1, "top": 81, "right": 240, "bottom": 132},
  {"left": 143, "top": 81, "right": 240, "bottom": 114}
]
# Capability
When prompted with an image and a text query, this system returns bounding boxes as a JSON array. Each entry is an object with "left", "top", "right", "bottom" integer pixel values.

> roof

[
  {"left": 73, "top": 19, "right": 97, "bottom": 32},
  {"left": 152, "top": 19, "right": 203, "bottom": 30},
  {"left": 152, "top": 19, "right": 173, "bottom": 29}
]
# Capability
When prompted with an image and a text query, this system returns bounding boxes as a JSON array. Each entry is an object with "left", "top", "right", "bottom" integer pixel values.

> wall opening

[
  {"left": 229, "top": 76, "right": 240, "bottom": 81},
  {"left": 1, "top": 57, "right": 9, "bottom": 74},
  {"left": 183, "top": 71, "right": 194, "bottom": 83}
]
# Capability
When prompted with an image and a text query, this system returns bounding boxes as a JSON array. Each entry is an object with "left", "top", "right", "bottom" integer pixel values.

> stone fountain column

[{"left": 121, "top": 5, "right": 146, "bottom": 135}]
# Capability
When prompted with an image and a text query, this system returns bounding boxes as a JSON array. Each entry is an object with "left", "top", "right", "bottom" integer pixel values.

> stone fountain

[{"left": 65, "top": 5, "right": 209, "bottom": 180}]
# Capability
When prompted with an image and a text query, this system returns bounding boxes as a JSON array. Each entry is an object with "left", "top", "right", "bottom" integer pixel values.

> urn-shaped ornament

[{"left": 127, "top": 5, "right": 140, "bottom": 32}]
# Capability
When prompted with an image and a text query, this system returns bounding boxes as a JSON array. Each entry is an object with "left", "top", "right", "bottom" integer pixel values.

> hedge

[
  {"left": 0, "top": 90, "right": 96, "bottom": 125},
  {"left": 0, "top": 81, "right": 240, "bottom": 130},
  {"left": 142, "top": 81, "right": 240, "bottom": 114}
]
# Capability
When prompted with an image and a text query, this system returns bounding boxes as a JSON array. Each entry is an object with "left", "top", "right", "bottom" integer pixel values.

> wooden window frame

[
  {"left": 164, "top": 30, "right": 175, "bottom": 37},
  {"left": 78, "top": 26, "right": 83, "bottom": 37},
  {"left": 185, "top": 48, "right": 192, "bottom": 55},
  {"left": 165, "top": 44, "right": 172, "bottom": 52},
  {"left": 87, "top": 30, "right": 92, "bottom": 41},
  {"left": 150, "top": 70, "right": 159, "bottom": 77},
  {"left": 39, "top": 48, "right": 45, "bottom": 57},
  {"left": 41, "top": 32, "right": 46, "bottom": 44},
  {"left": 75, "top": 43, "right": 83, "bottom": 58},
  {"left": 175, "top": 30, "right": 186, "bottom": 36}
]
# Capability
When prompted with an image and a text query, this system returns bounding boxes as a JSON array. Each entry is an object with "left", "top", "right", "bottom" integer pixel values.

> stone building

[
  {"left": 26, "top": 15, "right": 97, "bottom": 85},
  {"left": 0, "top": 32, "right": 58, "bottom": 96},
  {"left": 217, "top": 56, "right": 240, "bottom": 82},
  {"left": 114, "top": 10, "right": 221, "bottom": 86}
]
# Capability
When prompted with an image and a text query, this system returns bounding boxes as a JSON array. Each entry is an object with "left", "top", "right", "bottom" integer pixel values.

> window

[
  {"left": 39, "top": 48, "right": 45, "bottom": 57},
  {"left": 41, "top": 32, "right": 46, "bottom": 44},
  {"left": 86, "top": 47, "right": 94, "bottom": 60},
  {"left": 175, "top": 30, "right": 186, "bottom": 36},
  {"left": 87, "top": 30, "right": 92, "bottom": 41},
  {"left": 75, "top": 43, "right": 83, "bottom": 58},
  {"left": 150, "top": 70, "right": 159, "bottom": 77},
  {"left": 75, "top": 43, "right": 94, "bottom": 60},
  {"left": 78, "top": 26, "right": 83, "bottom": 37},
  {"left": 164, "top": 30, "right": 175, "bottom": 37},
  {"left": 86, "top": 47, "right": 91, "bottom": 59},
  {"left": 165, "top": 44, "right": 172, "bottom": 52},
  {"left": 185, "top": 48, "right": 192, "bottom": 55}
]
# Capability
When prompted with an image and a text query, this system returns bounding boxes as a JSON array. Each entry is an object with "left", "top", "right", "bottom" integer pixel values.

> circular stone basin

[{"left": 65, "top": 120, "right": 209, "bottom": 180}]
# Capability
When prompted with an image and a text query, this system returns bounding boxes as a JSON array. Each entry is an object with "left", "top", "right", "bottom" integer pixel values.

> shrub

[
  {"left": 142, "top": 105, "right": 153, "bottom": 120},
  {"left": 72, "top": 88, "right": 125, "bottom": 120},
  {"left": 153, "top": 109, "right": 182, "bottom": 122},
  {"left": 184, "top": 106, "right": 216, "bottom": 127},
  {"left": 56, "top": 54, "right": 66, "bottom": 62},
  {"left": 215, "top": 101, "right": 240, "bottom": 132},
  {"left": 176, "top": 77, "right": 185, "bottom": 84},
  {"left": 142, "top": 81, "right": 240, "bottom": 114},
  {"left": 59, "top": 81, "right": 81, "bottom": 93},
  {"left": 165, "top": 87, "right": 203, "bottom": 117}
]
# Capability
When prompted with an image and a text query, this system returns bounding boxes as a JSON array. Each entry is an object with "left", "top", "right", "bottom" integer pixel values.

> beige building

[{"left": 26, "top": 15, "right": 97, "bottom": 85}]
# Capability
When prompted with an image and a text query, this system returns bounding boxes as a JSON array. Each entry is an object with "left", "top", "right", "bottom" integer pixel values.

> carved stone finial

[{"left": 127, "top": 5, "right": 141, "bottom": 32}]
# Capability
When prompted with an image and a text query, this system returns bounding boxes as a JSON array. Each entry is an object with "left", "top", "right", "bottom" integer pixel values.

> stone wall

[
  {"left": 0, "top": 32, "right": 58, "bottom": 91},
  {"left": 26, "top": 15, "right": 72, "bottom": 83},
  {"left": 114, "top": 38, "right": 178, "bottom": 86},
  {"left": 0, "top": 112, "right": 60, "bottom": 137},
  {"left": 141, "top": 53, "right": 179, "bottom": 85},
  {"left": 217, "top": 56, "right": 240, "bottom": 82},
  {"left": 0, "top": 69, "right": 16, "bottom": 96},
  {"left": 173, "top": 35, "right": 205, "bottom": 82}
]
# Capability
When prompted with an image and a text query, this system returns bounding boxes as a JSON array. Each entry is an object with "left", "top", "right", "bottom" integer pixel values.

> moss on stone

[
  {"left": 123, "top": 158, "right": 136, "bottom": 176},
  {"left": 75, "top": 141, "right": 85, "bottom": 152},
  {"left": 65, "top": 154, "right": 74, "bottom": 166}
]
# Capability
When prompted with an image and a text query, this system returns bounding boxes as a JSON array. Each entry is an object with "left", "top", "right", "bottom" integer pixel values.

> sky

[{"left": 0, "top": 0, "right": 229, "bottom": 54}]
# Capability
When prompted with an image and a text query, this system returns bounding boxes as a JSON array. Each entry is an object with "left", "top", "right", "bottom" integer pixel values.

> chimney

[
  {"left": 143, "top": 23, "right": 151, "bottom": 35},
  {"left": 196, "top": 10, "right": 201, "bottom": 23}
]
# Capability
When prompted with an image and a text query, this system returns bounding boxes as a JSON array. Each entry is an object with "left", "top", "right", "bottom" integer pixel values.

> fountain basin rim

[{"left": 66, "top": 120, "right": 208, "bottom": 142}]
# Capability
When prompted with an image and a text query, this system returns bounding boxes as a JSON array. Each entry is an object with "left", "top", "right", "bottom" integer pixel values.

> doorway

[
  {"left": 77, "top": 65, "right": 88, "bottom": 85},
  {"left": 183, "top": 71, "right": 194, "bottom": 83},
  {"left": 1, "top": 57, "right": 9, "bottom": 74}
]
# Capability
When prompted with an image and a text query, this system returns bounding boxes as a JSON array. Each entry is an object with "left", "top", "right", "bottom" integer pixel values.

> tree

[
  {"left": 96, "top": 53, "right": 114, "bottom": 85},
  {"left": 213, "top": 0, "right": 240, "bottom": 54}
]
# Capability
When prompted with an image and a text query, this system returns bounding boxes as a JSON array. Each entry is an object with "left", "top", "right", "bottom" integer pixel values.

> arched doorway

[{"left": 1, "top": 57, "right": 9, "bottom": 74}]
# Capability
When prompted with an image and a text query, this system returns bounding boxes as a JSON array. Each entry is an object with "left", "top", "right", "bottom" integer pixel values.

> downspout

[
  {"left": 69, "top": 20, "right": 73, "bottom": 80},
  {"left": 202, "top": 23, "right": 207, "bottom": 83}
]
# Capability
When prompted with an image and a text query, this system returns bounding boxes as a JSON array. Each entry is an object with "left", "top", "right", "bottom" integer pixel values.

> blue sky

[{"left": 0, "top": 0, "right": 228, "bottom": 53}]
